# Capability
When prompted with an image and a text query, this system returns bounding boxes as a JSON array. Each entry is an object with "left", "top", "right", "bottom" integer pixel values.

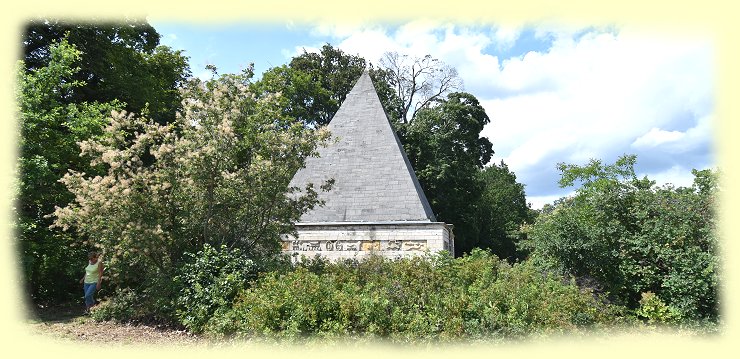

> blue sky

[{"left": 150, "top": 19, "right": 715, "bottom": 209}]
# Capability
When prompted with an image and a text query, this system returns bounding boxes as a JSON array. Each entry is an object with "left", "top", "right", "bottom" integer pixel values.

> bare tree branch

[{"left": 380, "top": 52, "right": 463, "bottom": 123}]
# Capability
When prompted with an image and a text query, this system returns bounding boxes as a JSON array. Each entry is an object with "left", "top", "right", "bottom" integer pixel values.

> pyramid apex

[{"left": 290, "top": 65, "right": 436, "bottom": 223}]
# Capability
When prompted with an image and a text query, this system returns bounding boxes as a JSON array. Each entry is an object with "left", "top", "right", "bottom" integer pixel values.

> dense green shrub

[
  {"left": 635, "top": 292, "right": 681, "bottom": 325},
  {"left": 174, "top": 244, "right": 257, "bottom": 333},
  {"left": 206, "top": 250, "right": 624, "bottom": 342},
  {"left": 90, "top": 288, "right": 138, "bottom": 322},
  {"left": 522, "top": 156, "right": 719, "bottom": 321}
]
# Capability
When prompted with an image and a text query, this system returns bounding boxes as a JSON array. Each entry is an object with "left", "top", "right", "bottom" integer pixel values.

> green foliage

[
  {"left": 174, "top": 244, "right": 257, "bottom": 333},
  {"left": 523, "top": 155, "right": 719, "bottom": 321},
  {"left": 206, "top": 250, "right": 623, "bottom": 342},
  {"left": 251, "top": 44, "right": 399, "bottom": 127},
  {"left": 403, "top": 93, "right": 494, "bottom": 255},
  {"left": 18, "top": 20, "right": 189, "bottom": 305},
  {"left": 23, "top": 19, "right": 190, "bottom": 124},
  {"left": 476, "top": 161, "right": 536, "bottom": 261},
  {"left": 90, "top": 288, "right": 138, "bottom": 322},
  {"left": 52, "top": 66, "right": 333, "bottom": 317},
  {"left": 250, "top": 65, "right": 334, "bottom": 126},
  {"left": 636, "top": 292, "right": 681, "bottom": 325},
  {"left": 16, "top": 37, "right": 123, "bottom": 303},
  {"left": 287, "top": 44, "right": 366, "bottom": 125}
]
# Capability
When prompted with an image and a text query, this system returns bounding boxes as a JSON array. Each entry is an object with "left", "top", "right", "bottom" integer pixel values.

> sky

[{"left": 150, "top": 19, "right": 715, "bottom": 209}]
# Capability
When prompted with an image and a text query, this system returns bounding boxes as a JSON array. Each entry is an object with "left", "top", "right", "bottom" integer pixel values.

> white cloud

[
  {"left": 334, "top": 29, "right": 399, "bottom": 63},
  {"left": 481, "top": 27, "right": 713, "bottom": 192},
  {"left": 159, "top": 33, "right": 181, "bottom": 49},
  {"left": 527, "top": 193, "right": 573, "bottom": 210},
  {"left": 492, "top": 25, "right": 521, "bottom": 51},
  {"left": 631, "top": 113, "right": 713, "bottom": 155},
  {"left": 641, "top": 165, "right": 697, "bottom": 189},
  {"left": 281, "top": 44, "right": 322, "bottom": 60},
  {"left": 300, "top": 22, "right": 714, "bottom": 202},
  {"left": 632, "top": 128, "right": 686, "bottom": 148}
]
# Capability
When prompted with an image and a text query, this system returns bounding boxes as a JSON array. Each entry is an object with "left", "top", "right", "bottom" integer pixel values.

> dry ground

[
  {"left": 25, "top": 304, "right": 719, "bottom": 349},
  {"left": 26, "top": 304, "right": 211, "bottom": 346}
]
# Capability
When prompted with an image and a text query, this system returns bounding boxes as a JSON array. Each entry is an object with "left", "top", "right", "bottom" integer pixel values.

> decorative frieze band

[{"left": 283, "top": 239, "right": 428, "bottom": 252}]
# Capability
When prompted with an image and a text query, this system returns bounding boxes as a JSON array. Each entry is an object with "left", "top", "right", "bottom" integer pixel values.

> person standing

[{"left": 80, "top": 251, "right": 103, "bottom": 313}]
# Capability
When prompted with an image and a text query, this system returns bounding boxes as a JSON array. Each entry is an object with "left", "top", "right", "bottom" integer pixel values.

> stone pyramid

[{"left": 290, "top": 70, "right": 436, "bottom": 223}]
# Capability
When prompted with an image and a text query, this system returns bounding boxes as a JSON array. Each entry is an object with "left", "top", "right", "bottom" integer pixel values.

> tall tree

[
  {"left": 253, "top": 43, "right": 399, "bottom": 127},
  {"left": 16, "top": 38, "right": 122, "bottom": 303},
  {"left": 476, "top": 161, "right": 535, "bottom": 262},
  {"left": 22, "top": 19, "right": 190, "bottom": 124},
  {"left": 287, "top": 44, "right": 367, "bottom": 125},
  {"left": 18, "top": 19, "right": 190, "bottom": 304},
  {"left": 250, "top": 64, "right": 334, "bottom": 126},
  {"left": 403, "top": 92, "right": 494, "bottom": 256}
]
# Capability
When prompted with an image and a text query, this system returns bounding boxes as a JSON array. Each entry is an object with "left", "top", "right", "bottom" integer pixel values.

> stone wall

[{"left": 281, "top": 221, "right": 454, "bottom": 262}]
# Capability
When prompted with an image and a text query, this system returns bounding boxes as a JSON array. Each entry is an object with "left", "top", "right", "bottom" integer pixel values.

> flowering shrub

[{"left": 52, "top": 67, "right": 333, "bottom": 317}]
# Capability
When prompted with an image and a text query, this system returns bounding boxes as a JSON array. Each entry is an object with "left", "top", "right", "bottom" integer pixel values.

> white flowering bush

[{"left": 53, "top": 67, "right": 332, "bottom": 320}]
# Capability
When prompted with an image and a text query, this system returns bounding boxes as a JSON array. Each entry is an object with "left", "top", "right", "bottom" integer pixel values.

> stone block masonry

[{"left": 281, "top": 221, "right": 454, "bottom": 262}]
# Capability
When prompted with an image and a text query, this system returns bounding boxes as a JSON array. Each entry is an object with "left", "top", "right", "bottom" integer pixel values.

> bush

[
  {"left": 206, "top": 250, "right": 625, "bottom": 342},
  {"left": 174, "top": 244, "right": 257, "bottom": 333},
  {"left": 522, "top": 157, "right": 720, "bottom": 322},
  {"left": 636, "top": 292, "right": 682, "bottom": 325},
  {"left": 90, "top": 288, "right": 138, "bottom": 322}
]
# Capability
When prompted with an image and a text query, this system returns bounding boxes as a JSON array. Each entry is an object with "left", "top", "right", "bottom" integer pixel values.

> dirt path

[{"left": 26, "top": 304, "right": 210, "bottom": 346}]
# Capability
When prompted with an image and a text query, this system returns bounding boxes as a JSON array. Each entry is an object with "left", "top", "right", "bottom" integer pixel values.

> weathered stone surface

[
  {"left": 290, "top": 71, "right": 435, "bottom": 222},
  {"left": 282, "top": 222, "right": 454, "bottom": 261}
]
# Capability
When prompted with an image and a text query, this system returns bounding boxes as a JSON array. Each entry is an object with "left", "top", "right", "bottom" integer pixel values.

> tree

[
  {"left": 286, "top": 44, "right": 366, "bottom": 125},
  {"left": 369, "top": 66, "right": 405, "bottom": 124},
  {"left": 16, "top": 38, "right": 122, "bottom": 303},
  {"left": 476, "top": 161, "right": 535, "bottom": 262},
  {"left": 403, "top": 92, "right": 494, "bottom": 256},
  {"left": 380, "top": 51, "right": 463, "bottom": 123},
  {"left": 52, "top": 67, "right": 333, "bottom": 314},
  {"left": 17, "top": 20, "right": 190, "bottom": 305},
  {"left": 521, "top": 155, "right": 719, "bottom": 322},
  {"left": 249, "top": 64, "right": 334, "bottom": 126},
  {"left": 252, "top": 44, "right": 399, "bottom": 127},
  {"left": 22, "top": 19, "right": 190, "bottom": 125}
]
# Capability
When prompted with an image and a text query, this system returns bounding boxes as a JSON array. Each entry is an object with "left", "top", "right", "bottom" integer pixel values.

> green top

[{"left": 84, "top": 261, "right": 101, "bottom": 284}]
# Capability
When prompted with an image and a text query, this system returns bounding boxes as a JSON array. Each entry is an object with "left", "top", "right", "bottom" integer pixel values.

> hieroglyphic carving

[
  {"left": 288, "top": 239, "right": 427, "bottom": 252},
  {"left": 403, "top": 241, "right": 426, "bottom": 251},
  {"left": 384, "top": 240, "right": 402, "bottom": 251},
  {"left": 361, "top": 241, "right": 380, "bottom": 251}
]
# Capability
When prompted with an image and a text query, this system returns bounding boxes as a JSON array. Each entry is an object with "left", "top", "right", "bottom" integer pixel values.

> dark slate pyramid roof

[{"left": 290, "top": 71, "right": 436, "bottom": 223}]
